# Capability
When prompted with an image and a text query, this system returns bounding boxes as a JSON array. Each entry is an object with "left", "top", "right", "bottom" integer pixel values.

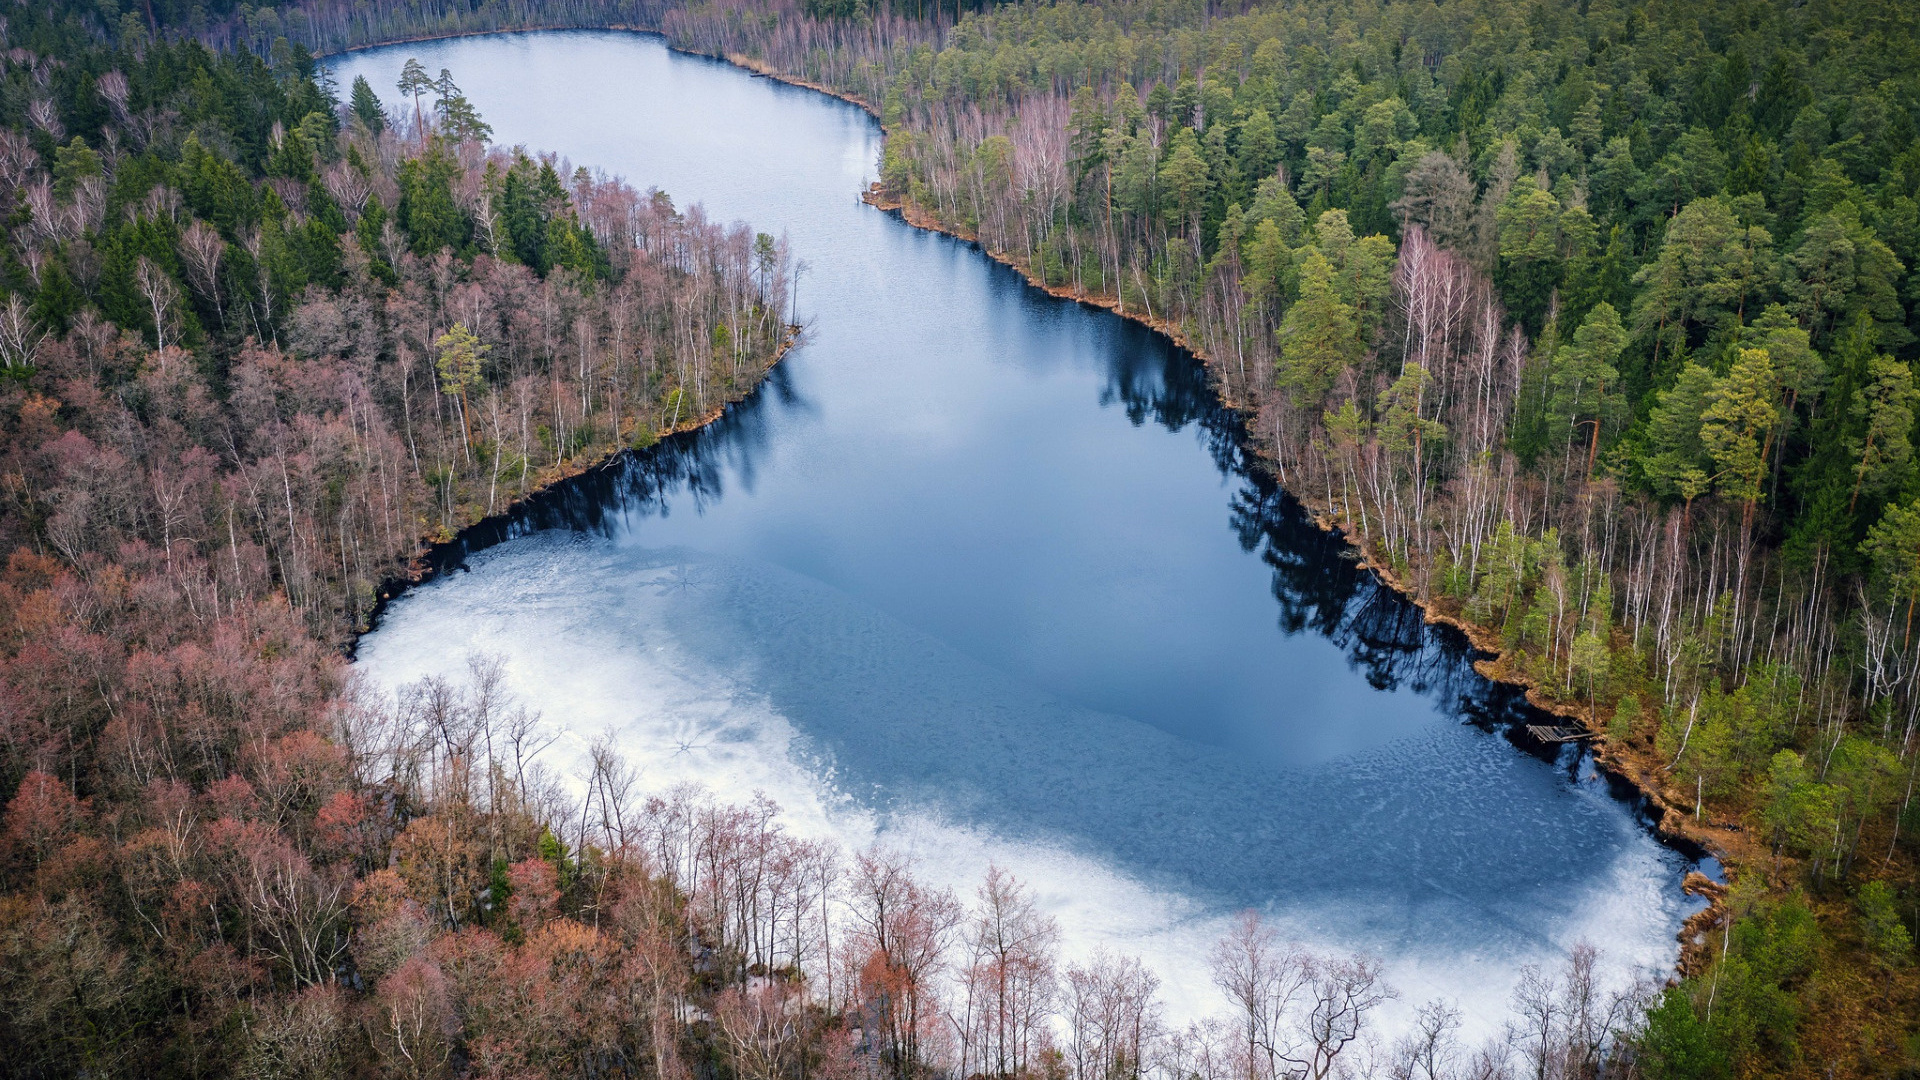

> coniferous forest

[{"left": 1, "top": 0, "right": 1918, "bottom": 1078}]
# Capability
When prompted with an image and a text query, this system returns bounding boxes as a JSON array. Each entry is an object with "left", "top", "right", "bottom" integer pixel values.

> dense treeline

[
  {"left": 645, "top": 0, "right": 1920, "bottom": 1073},
  {"left": 631, "top": 0, "right": 1920, "bottom": 1073},
  {"left": 0, "top": 20, "right": 791, "bottom": 637}
]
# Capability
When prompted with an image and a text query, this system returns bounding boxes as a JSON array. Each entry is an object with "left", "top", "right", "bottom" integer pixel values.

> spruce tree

[
  {"left": 350, "top": 75, "right": 386, "bottom": 134},
  {"left": 1274, "top": 249, "right": 1359, "bottom": 408}
]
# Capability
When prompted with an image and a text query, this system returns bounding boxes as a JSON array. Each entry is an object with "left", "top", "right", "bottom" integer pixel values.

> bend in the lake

[{"left": 338, "top": 29, "right": 1701, "bottom": 1036}]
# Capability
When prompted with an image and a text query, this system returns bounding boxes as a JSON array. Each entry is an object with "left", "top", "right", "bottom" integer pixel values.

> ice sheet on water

[{"left": 356, "top": 532, "right": 1690, "bottom": 1035}]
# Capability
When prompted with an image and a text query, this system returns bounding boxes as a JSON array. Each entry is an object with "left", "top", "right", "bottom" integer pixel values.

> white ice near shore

[
  {"left": 356, "top": 534, "right": 1692, "bottom": 1043},
  {"left": 331, "top": 29, "right": 1698, "bottom": 1049}
]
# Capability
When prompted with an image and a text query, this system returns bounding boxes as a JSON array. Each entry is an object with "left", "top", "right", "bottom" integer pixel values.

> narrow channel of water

[{"left": 336, "top": 31, "right": 1698, "bottom": 1035}]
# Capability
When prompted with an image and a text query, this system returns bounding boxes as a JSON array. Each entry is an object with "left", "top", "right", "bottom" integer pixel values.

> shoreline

[
  {"left": 852, "top": 180, "right": 1736, "bottom": 969},
  {"left": 356, "top": 325, "right": 800, "bottom": 651},
  {"left": 307, "top": 21, "right": 658, "bottom": 58},
  {"left": 722, "top": 46, "right": 1735, "bottom": 970},
  {"left": 335, "top": 26, "right": 1730, "bottom": 975}
]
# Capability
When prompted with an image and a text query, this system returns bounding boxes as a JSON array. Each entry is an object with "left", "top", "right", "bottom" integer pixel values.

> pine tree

[
  {"left": 1701, "top": 347, "right": 1779, "bottom": 530},
  {"left": 1641, "top": 363, "right": 1718, "bottom": 507},
  {"left": 1787, "top": 205, "right": 1907, "bottom": 347},
  {"left": 500, "top": 162, "right": 545, "bottom": 270},
  {"left": 397, "top": 148, "right": 469, "bottom": 257},
  {"left": 1753, "top": 305, "right": 1823, "bottom": 414},
  {"left": 435, "top": 323, "right": 489, "bottom": 448},
  {"left": 1274, "top": 249, "right": 1360, "bottom": 407},
  {"left": 1861, "top": 497, "right": 1920, "bottom": 644},
  {"left": 1236, "top": 108, "right": 1278, "bottom": 184},
  {"left": 350, "top": 75, "right": 386, "bottom": 134},
  {"left": 1158, "top": 127, "right": 1211, "bottom": 236},
  {"left": 1546, "top": 301, "right": 1627, "bottom": 476},
  {"left": 1493, "top": 178, "right": 1563, "bottom": 333},
  {"left": 396, "top": 58, "right": 433, "bottom": 139},
  {"left": 436, "top": 94, "right": 493, "bottom": 144},
  {"left": 50, "top": 137, "right": 100, "bottom": 200},
  {"left": 1848, "top": 351, "right": 1919, "bottom": 512},
  {"left": 1246, "top": 175, "right": 1306, "bottom": 245}
]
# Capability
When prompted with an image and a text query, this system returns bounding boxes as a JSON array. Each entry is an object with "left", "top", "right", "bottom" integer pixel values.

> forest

[
  {"left": 638, "top": 0, "right": 1920, "bottom": 1074},
  {"left": 0, "top": 0, "right": 1915, "bottom": 1077}
]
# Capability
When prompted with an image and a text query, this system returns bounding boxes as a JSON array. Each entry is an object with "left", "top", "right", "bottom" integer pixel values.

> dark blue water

[{"left": 338, "top": 31, "right": 1694, "bottom": 1027}]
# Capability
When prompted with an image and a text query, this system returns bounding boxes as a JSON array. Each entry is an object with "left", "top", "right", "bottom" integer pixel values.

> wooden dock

[{"left": 1525, "top": 724, "right": 1594, "bottom": 744}]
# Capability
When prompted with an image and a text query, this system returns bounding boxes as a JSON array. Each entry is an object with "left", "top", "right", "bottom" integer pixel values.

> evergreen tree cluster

[{"left": 658, "top": 0, "right": 1920, "bottom": 1071}]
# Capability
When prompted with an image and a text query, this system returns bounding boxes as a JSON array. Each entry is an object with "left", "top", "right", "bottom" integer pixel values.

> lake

[{"left": 335, "top": 30, "right": 1698, "bottom": 1034}]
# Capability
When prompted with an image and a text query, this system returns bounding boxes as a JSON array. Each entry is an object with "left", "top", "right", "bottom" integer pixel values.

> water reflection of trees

[
  {"left": 426, "top": 359, "right": 802, "bottom": 566},
  {"left": 1096, "top": 329, "right": 1544, "bottom": 739},
  {"left": 433, "top": 294, "right": 1547, "bottom": 741}
]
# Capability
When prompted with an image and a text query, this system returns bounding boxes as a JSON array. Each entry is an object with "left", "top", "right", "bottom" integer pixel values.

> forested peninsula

[{"left": 0, "top": 0, "right": 1916, "bottom": 1078}]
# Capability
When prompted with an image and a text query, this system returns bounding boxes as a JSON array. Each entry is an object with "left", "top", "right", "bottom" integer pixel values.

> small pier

[{"left": 1525, "top": 724, "right": 1594, "bottom": 744}]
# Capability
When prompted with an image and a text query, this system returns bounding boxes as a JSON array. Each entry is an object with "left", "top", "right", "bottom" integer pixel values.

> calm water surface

[{"left": 336, "top": 31, "right": 1697, "bottom": 1031}]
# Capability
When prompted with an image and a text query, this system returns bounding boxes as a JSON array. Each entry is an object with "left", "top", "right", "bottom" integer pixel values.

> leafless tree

[
  {"left": 0, "top": 293, "right": 46, "bottom": 369},
  {"left": 96, "top": 70, "right": 131, "bottom": 129},
  {"left": 27, "top": 98, "right": 62, "bottom": 141},
  {"left": 1283, "top": 953, "right": 1392, "bottom": 1080},
  {"left": 1065, "top": 950, "right": 1163, "bottom": 1080},
  {"left": 135, "top": 255, "right": 182, "bottom": 350},
  {"left": 180, "top": 218, "right": 228, "bottom": 326},
  {"left": 1390, "top": 999, "right": 1464, "bottom": 1080},
  {"left": 1210, "top": 911, "right": 1310, "bottom": 1080}
]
